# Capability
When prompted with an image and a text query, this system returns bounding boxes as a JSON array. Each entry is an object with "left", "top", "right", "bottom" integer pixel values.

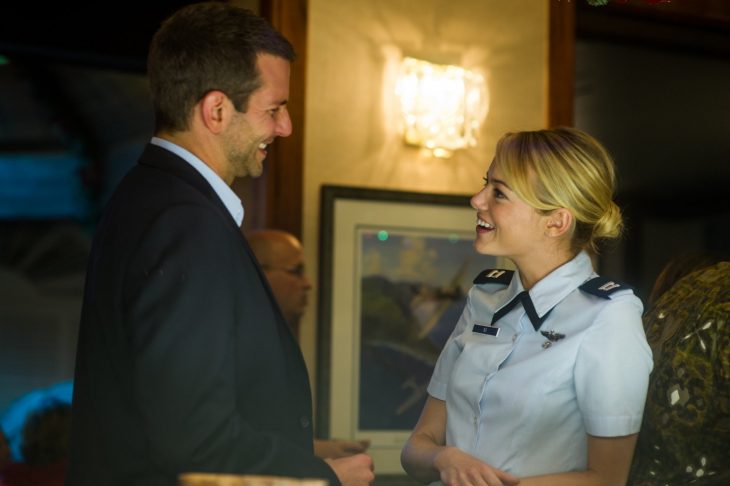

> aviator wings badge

[
  {"left": 540, "top": 330, "right": 565, "bottom": 348},
  {"left": 540, "top": 330, "right": 565, "bottom": 341}
]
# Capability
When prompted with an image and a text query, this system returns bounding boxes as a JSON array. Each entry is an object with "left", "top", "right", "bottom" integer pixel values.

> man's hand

[
  {"left": 325, "top": 453, "right": 375, "bottom": 486},
  {"left": 435, "top": 447, "right": 520, "bottom": 486},
  {"left": 314, "top": 438, "right": 371, "bottom": 459}
]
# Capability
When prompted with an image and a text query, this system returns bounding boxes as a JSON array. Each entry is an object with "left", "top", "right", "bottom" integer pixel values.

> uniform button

[
  {"left": 512, "top": 333, "right": 518, "bottom": 342},
  {"left": 299, "top": 416, "right": 311, "bottom": 428}
]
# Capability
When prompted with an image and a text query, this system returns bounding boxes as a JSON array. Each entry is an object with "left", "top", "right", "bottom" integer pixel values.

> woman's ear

[
  {"left": 199, "top": 90, "right": 229, "bottom": 134},
  {"left": 545, "top": 208, "right": 573, "bottom": 238}
]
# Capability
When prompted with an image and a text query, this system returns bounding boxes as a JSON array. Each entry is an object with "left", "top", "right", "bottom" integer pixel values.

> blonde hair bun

[{"left": 493, "top": 127, "right": 623, "bottom": 253}]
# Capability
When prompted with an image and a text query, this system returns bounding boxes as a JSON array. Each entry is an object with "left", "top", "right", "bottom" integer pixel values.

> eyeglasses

[{"left": 262, "top": 264, "right": 306, "bottom": 278}]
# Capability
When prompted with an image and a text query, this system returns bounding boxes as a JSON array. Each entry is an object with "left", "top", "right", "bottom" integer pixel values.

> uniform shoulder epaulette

[
  {"left": 579, "top": 276, "right": 634, "bottom": 299},
  {"left": 473, "top": 268, "right": 514, "bottom": 285}
]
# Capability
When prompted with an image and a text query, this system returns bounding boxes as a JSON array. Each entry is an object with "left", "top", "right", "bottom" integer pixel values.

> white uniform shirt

[{"left": 428, "top": 251, "right": 653, "bottom": 477}]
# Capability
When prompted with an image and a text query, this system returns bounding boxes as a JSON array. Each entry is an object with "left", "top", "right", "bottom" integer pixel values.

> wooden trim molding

[
  {"left": 260, "top": 0, "right": 307, "bottom": 239},
  {"left": 575, "top": 0, "right": 730, "bottom": 58},
  {"left": 548, "top": 0, "right": 576, "bottom": 128}
]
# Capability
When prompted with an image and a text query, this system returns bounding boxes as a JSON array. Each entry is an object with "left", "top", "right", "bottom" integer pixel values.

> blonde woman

[{"left": 401, "top": 127, "right": 652, "bottom": 486}]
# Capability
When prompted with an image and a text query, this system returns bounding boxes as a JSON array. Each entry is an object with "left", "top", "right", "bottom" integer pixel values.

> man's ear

[
  {"left": 199, "top": 90, "right": 229, "bottom": 134},
  {"left": 545, "top": 208, "right": 573, "bottom": 238}
]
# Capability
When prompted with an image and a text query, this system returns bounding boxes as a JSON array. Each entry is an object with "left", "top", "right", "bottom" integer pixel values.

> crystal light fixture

[{"left": 395, "top": 57, "right": 488, "bottom": 158}]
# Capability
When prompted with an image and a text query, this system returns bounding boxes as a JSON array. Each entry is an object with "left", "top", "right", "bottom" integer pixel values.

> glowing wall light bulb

[{"left": 395, "top": 57, "right": 488, "bottom": 158}]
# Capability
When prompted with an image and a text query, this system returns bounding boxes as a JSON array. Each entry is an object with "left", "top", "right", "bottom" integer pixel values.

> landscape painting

[
  {"left": 317, "top": 185, "right": 504, "bottom": 473},
  {"left": 357, "top": 228, "right": 495, "bottom": 430}
]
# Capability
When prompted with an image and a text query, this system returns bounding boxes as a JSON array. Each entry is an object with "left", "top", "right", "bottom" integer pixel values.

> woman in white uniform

[{"left": 401, "top": 127, "right": 653, "bottom": 486}]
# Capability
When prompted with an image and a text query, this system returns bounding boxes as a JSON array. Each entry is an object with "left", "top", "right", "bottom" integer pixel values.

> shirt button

[
  {"left": 512, "top": 333, "right": 518, "bottom": 342},
  {"left": 299, "top": 416, "right": 311, "bottom": 428}
]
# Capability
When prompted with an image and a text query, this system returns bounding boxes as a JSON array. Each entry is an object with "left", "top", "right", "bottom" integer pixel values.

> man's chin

[{"left": 239, "top": 160, "right": 264, "bottom": 178}]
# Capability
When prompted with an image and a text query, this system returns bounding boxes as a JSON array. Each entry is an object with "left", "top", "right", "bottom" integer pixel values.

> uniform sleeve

[
  {"left": 574, "top": 292, "right": 653, "bottom": 437},
  {"left": 124, "top": 205, "right": 337, "bottom": 482},
  {"left": 427, "top": 288, "right": 477, "bottom": 400}
]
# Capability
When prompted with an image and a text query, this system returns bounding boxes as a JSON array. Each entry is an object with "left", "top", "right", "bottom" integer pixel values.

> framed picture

[{"left": 316, "top": 185, "right": 508, "bottom": 474}]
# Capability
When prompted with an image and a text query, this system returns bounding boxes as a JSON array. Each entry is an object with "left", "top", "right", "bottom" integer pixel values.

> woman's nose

[{"left": 470, "top": 187, "right": 488, "bottom": 211}]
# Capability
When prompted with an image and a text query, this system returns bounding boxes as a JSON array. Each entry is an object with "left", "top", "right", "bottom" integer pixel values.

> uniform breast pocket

[
  {"left": 511, "top": 342, "right": 580, "bottom": 428},
  {"left": 449, "top": 332, "right": 515, "bottom": 404}
]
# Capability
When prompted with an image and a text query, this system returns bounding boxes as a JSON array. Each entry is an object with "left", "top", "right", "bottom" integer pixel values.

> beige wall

[{"left": 299, "top": 0, "right": 549, "bottom": 405}]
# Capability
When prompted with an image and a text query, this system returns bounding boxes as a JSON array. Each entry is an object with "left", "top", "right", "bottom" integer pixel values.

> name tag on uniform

[{"left": 473, "top": 324, "right": 500, "bottom": 337}]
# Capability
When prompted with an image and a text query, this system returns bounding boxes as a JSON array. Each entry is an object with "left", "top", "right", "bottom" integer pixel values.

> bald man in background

[
  {"left": 248, "top": 229, "right": 370, "bottom": 459},
  {"left": 248, "top": 230, "right": 311, "bottom": 339}
]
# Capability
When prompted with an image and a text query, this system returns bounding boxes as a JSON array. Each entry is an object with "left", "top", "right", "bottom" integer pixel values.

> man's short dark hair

[{"left": 147, "top": 1, "right": 295, "bottom": 133}]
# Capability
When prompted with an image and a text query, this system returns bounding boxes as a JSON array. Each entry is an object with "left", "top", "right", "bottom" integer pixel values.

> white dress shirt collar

[{"left": 150, "top": 137, "right": 244, "bottom": 227}]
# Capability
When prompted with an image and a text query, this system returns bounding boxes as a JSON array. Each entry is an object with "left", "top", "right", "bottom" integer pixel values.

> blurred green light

[{"left": 377, "top": 230, "right": 389, "bottom": 241}]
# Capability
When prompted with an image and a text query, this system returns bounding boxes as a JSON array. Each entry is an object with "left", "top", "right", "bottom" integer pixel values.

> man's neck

[{"left": 156, "top": 131, "right": 233, "bottom": 185}]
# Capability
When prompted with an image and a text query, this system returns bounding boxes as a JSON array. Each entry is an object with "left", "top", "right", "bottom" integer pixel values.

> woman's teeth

[{"left": 477, "top": 219, "right": 494, "bottom": 229}]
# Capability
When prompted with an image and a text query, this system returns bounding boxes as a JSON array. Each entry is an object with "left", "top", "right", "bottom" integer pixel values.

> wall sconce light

[{"left": 395, "top": 57, "right": 488, "bottom": 158}]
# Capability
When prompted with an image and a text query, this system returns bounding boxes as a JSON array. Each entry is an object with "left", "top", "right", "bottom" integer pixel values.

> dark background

[{"left": 0, "top": 2, "right": 199, "bottom": 71}]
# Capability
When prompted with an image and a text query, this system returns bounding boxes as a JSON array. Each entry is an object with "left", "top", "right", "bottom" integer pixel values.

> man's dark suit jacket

[{"left": 67, "top": 144, "right": 338, "bottom": 486}]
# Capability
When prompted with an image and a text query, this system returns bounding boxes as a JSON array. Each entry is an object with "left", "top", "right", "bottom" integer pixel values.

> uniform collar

[{"left": 500, "top": 251, "right": 594, "bottom": 328}]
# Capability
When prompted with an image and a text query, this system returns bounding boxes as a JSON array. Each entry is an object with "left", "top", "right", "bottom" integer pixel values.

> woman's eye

[{"left": 494, "top": 188, "right": 506, "bottom": 199}]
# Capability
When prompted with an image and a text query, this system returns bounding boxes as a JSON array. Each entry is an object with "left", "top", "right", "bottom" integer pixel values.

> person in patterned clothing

[{"left": 630, "top": 260, "right": 729, "bottom": 485}]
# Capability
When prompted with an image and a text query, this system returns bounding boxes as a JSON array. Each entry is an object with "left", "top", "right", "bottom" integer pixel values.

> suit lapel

[
  {"left": 137, "top": 143, "right": 299, "bottom": 347},
  {"left": 138, "top": 143, "right": 235, "bottom": 225}
]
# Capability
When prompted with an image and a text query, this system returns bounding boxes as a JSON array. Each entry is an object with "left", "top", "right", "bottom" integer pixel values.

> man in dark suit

[{"left": 66, "top": 3, "right": 374, "bottom": 485}]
